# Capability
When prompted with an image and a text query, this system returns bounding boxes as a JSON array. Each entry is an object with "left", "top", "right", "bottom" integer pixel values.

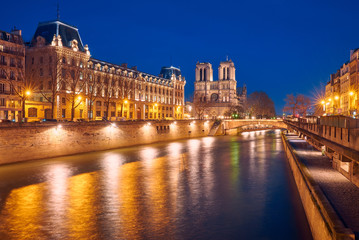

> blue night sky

[{"left": 2, "top": 0, "right": 359, "bottom": 113}]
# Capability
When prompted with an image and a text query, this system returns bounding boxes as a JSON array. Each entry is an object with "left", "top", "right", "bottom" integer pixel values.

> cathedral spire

[{"left": 57, "top": 1, "right": 60, "bottom": 20}]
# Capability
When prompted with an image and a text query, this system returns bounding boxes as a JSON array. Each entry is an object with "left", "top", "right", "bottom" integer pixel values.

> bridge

[{"left": 219, "top": 119, "right": 287, "bottom": 135}]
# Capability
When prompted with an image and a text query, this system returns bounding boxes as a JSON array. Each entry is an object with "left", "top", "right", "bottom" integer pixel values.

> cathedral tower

[
  {"left": 218, "top": 60, "right": 235, "bottom": 80},
  {"left": 195, "top": 62, "right": 213, "bottom": 81}
]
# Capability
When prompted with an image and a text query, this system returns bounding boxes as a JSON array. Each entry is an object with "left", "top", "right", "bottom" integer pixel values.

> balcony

[{"left": 2, "top": 49, "right": 24, "bottom": 57}]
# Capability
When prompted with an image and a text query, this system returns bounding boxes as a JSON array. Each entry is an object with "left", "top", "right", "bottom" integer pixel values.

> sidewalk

[{"left": 286, "top": 133, "right": 359, "bottom": 237}]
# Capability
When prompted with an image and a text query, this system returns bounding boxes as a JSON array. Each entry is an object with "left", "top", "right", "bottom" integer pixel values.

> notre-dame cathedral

[{"left": 193, "top": 60, "right": 247, "bottom": 118}]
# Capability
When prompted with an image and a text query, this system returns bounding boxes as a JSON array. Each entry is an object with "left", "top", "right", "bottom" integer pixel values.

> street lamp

[
  {"left": 334, "top": 95, "right": 339, "bottom": 114},
  {"left": 25, "top": 90, "right": 31, "bottom": 97},
  {"left": 321, "top": 100, "right": 325, "bottom": 112}
]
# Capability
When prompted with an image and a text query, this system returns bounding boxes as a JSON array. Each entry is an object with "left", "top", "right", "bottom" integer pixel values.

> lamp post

[
  {"left": 334, "top": 95, "right": 339, "bottom": 114},
  {"left": 122, "top": 99, "right": 128, "bottom": 119},
  {"left": 22, "top": 89, "right": 31, "bottom": 122},
  {"left": 321, "top": 100, "right": 325, "bottom": 113},
  {"left": 154, "top": 103, "right": 158, "bottom": 119}
]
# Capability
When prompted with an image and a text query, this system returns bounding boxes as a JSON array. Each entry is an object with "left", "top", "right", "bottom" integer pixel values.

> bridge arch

[{"left": 222, "top": 119, "right": 287, "bottom": 135}]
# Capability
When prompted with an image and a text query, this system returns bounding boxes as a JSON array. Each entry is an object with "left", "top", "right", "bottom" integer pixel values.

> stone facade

[
  {"left": 0, "top": 120, "right": 213, "bottom": 164},
  {"left": 193, "top": 60, "right": 246, "bottom": 118},
  {"left": 324, "top": 49, "right": 359, "bottom": 116},
  {"left": 0, "top": 28, "right": 25, "bottom": 121},
  {"left": 25, "top": 20, "right": 185, "bottom": 121}
]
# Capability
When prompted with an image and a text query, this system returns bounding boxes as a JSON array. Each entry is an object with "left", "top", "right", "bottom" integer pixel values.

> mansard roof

[
  {"left": 31, "top": 20, "right": 85, "bottom": 51},
  {"left": 160, "top": 66, "right": 181, "bottom": 80},
  {"left": 89, "top": 58, "right": 181, "bottom": 86}
]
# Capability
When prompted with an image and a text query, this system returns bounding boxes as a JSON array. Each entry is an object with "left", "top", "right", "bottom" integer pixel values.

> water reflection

[{"left": 0, "top": 130, "right": 312, "bottom": 240}]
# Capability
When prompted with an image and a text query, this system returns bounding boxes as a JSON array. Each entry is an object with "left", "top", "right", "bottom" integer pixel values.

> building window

[
  {"left": 10, "top": 71, "right": 15, "bottom": 80},
  {"left": 40, "top": 57, "right": 43, "bottom": 64},
  {"left": 96, "top": 101, "right": 101, "bottom": 106},
  {"left": 111, "top": 111, "right": 115, "bottom": 117},
  {"left": 80, "top": 109, "right": 83, "bottom": 118},
  {"left": 96, "top": 111, "right": 101, "bottom": 117},
  {"left": 39, "top": 68, "right": 43, "bottom": 76},
  {"left": 62, "top": 97, "right": 66, "bottom": 104},
  {"left": 0, "top": 98, "right": 5, "bottom": 106},
  {"left": 0, "top": 83, "right": 4, "bottom": 93},
  {"left": 62, "top": 109, "right": 66, "bottom": 118},
  {"left": 28, "top": 108, "right": 37, "bottom": 117}
]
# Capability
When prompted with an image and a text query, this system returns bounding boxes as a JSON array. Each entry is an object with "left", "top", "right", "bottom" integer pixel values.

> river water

[{"left": 0, "top": 129, "right": 312, "bottom": 240}]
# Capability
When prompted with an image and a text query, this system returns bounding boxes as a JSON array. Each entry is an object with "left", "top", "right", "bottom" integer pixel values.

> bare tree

[
  {"left": 192, "top": 93, "right": 211, "bottom": 119},
  {"left": 39, "top": 56, "right": 63, "bottom": 119},
  {"left": 101, "top": 74, "right": 117, "bottom": 120},
  {"left": 284, "top": 94, "right": 311, "bottom": 117},
  {"left": 224, "top": 105, "right": 245, "bottom": 118},
  {"left": 117, "top": 76, "right": 133, "bottom": 117},
  {"left": 246, "top": 91, "right": 275, "bottom": 118},
  {"left": 63, "top": 67, "right": 86, "bottom": 121},
  {"left": 86, "top": 71, "right": 103, "bottom": 120},
  {"left": 2, "top": 66, "right": 38, "bottom": 122}
]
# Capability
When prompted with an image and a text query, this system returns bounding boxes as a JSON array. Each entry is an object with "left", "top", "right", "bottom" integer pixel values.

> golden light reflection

[
  {"left": 67, "top": 172, "right": 99, "bottom": 239},
  {"left": 0, "top": 184, "right": 45, "bottom": 239},
  {"left": 143, "top": 155, "right": 173, "bottom": 237},
  {"left": 117, "top": 162, "right": 145, "bottom": 239},
  {"left": 45, "top": 164, "right": 71, "bottom": 238}
]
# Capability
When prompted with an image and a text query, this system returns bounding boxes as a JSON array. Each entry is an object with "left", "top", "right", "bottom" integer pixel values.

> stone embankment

[
  {"left": 282, "top": 132, "right": 357, "bottom": 240},
  {"left": 0, "top": 120, "right": 214, "bottom": 164}
]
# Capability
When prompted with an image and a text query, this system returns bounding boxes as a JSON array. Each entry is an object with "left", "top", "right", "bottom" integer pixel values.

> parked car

[{"left": 41, "top": 119, "right": 58, "bottom": 122}]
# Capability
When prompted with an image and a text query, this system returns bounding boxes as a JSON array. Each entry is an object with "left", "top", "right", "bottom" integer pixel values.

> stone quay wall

[
  {"left": 281, "top": 133, "right": 354, "bottom": 240},
  {"left": 0, "top": 120, "right": 214, "bottom": 164}
]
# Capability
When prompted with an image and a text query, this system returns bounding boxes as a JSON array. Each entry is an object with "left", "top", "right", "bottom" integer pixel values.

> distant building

[
  {"left": 25, "top": 19, "right": 186, "bottom": 121},
  {"left": 0, "top": 28, "right": 25, "bottom": 121},
  {"left": 193, "top": 60, "right": 246, "bottom": 118}
]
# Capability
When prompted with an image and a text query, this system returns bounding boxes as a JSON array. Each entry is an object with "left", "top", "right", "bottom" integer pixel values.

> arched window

[
  {"left": 227, "top": 68, "right": 230, "bottom": 80},
  {"left": 223, "top": 67, "right": 226, "bottom": 80},
  {"left": 200, "top": 69, "right": 203, "bottom": 81},
  {"left": 203, "top": 68, "right": 207, "bottom": 81}
]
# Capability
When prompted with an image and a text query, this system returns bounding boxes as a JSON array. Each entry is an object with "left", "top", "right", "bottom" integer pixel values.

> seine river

[{"left": 0, "top": 129, "right": 312, "bottom": 240}]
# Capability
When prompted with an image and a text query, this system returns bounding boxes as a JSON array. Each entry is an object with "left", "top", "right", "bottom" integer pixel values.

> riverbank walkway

[{"left": 285, "top": 133, "right": 359, "bottom": 238}]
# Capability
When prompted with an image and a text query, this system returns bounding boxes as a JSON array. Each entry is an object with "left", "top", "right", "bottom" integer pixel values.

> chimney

[
  {"left": 121, "top": 63, "right": 128, "bottom": 68},
  {"left": 131, "top": 66, "right": 137, "bottom": 71},
  {"left": 11, "top": 26, "right": 21, "bottom": 36}
]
